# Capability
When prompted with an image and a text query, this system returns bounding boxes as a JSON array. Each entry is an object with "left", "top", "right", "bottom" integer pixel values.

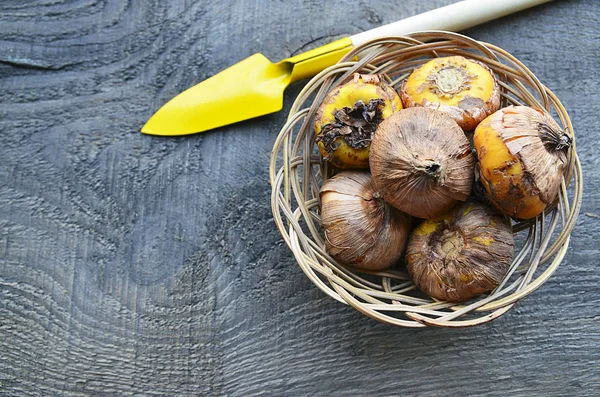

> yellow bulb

[
  {"left": 314, "top": 74, "right": 402, "bottom": 169},
  {"left": 473, "top": 111, "right": 547, "bottom": 219},
  {"left": 400, "top": 56, "right": 500, "bottom": 131}
]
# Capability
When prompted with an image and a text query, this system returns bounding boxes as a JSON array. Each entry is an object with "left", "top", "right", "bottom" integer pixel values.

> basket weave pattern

[{"left": 269, "top": 32, "right": 583, "bottom": 327}]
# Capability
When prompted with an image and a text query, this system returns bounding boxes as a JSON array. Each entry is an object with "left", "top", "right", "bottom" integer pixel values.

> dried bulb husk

[
  {"left": 400, "top": 56, "right": 500, "bottom": 131},
  {"left": 406, "top": 201, "right": 514, "bottom": 302},
  {"left": 314, "top": 74, "right": 402, "bottom": 169},
  {"left": 320, "top": 171, "right": 411, "bottom": 270},
  {"left": 473, "top": 106, "right": 571, "bottom": 219},
  {"left": 369, "top": 107, "right": 475, "bottom": 219}
]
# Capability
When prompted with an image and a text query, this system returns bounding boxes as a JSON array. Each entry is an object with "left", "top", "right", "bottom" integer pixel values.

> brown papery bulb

[
  {"left": 369, "top": 107, "right": 475, "bottom": 219},
  {"left": 320, "top": 171, "right": 412, "bottom": 270},
  {"left": 406, "top": 201, "right": 514, "bottom": 302}
]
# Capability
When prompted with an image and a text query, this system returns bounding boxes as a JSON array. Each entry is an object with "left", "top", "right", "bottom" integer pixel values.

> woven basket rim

[{"left": 269, "top": 31, "right": 583, "bottom": 328}]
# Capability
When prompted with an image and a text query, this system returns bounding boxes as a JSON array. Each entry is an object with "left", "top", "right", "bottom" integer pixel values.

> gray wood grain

[{"left": 1, "top": 0, "right": 599, "bottom": 395}]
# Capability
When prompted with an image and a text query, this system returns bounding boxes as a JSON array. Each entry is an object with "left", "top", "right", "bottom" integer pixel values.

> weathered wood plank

[{"left": 1, "top": 0, "right": 599, "bottom": 395}]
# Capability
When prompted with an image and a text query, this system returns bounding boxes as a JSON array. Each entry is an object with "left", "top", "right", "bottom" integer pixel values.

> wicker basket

[{"left": 269, "top": 31, "right": 582, "bottom": 327}]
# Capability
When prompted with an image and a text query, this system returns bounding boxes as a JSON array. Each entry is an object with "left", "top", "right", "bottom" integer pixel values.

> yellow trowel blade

[
  {"left": 141, "top": 54, "right": 291, "bottom": 136},
  {"left": 141, "top": 38, "right": 353, "bottom": 136}
]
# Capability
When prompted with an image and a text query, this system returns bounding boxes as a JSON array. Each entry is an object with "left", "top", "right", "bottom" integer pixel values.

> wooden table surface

[{"left": 1, "top": 0, "right": 599, "bottom": 395}]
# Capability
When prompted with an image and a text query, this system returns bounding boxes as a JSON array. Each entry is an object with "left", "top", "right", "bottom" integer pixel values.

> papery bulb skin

[
  {"left": 320, "top": 171, "right": 412, "bottom": 270},
  {"left": 406, "top": 201, "right": 514, "bottom": 302},
  {"left": 369, "top": 107, "right": 475, "bottom": 219}
]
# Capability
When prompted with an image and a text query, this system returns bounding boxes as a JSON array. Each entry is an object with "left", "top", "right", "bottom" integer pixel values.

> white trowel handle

[{"left": 349, "top": 0, "right": 554, "bottom": 47}]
